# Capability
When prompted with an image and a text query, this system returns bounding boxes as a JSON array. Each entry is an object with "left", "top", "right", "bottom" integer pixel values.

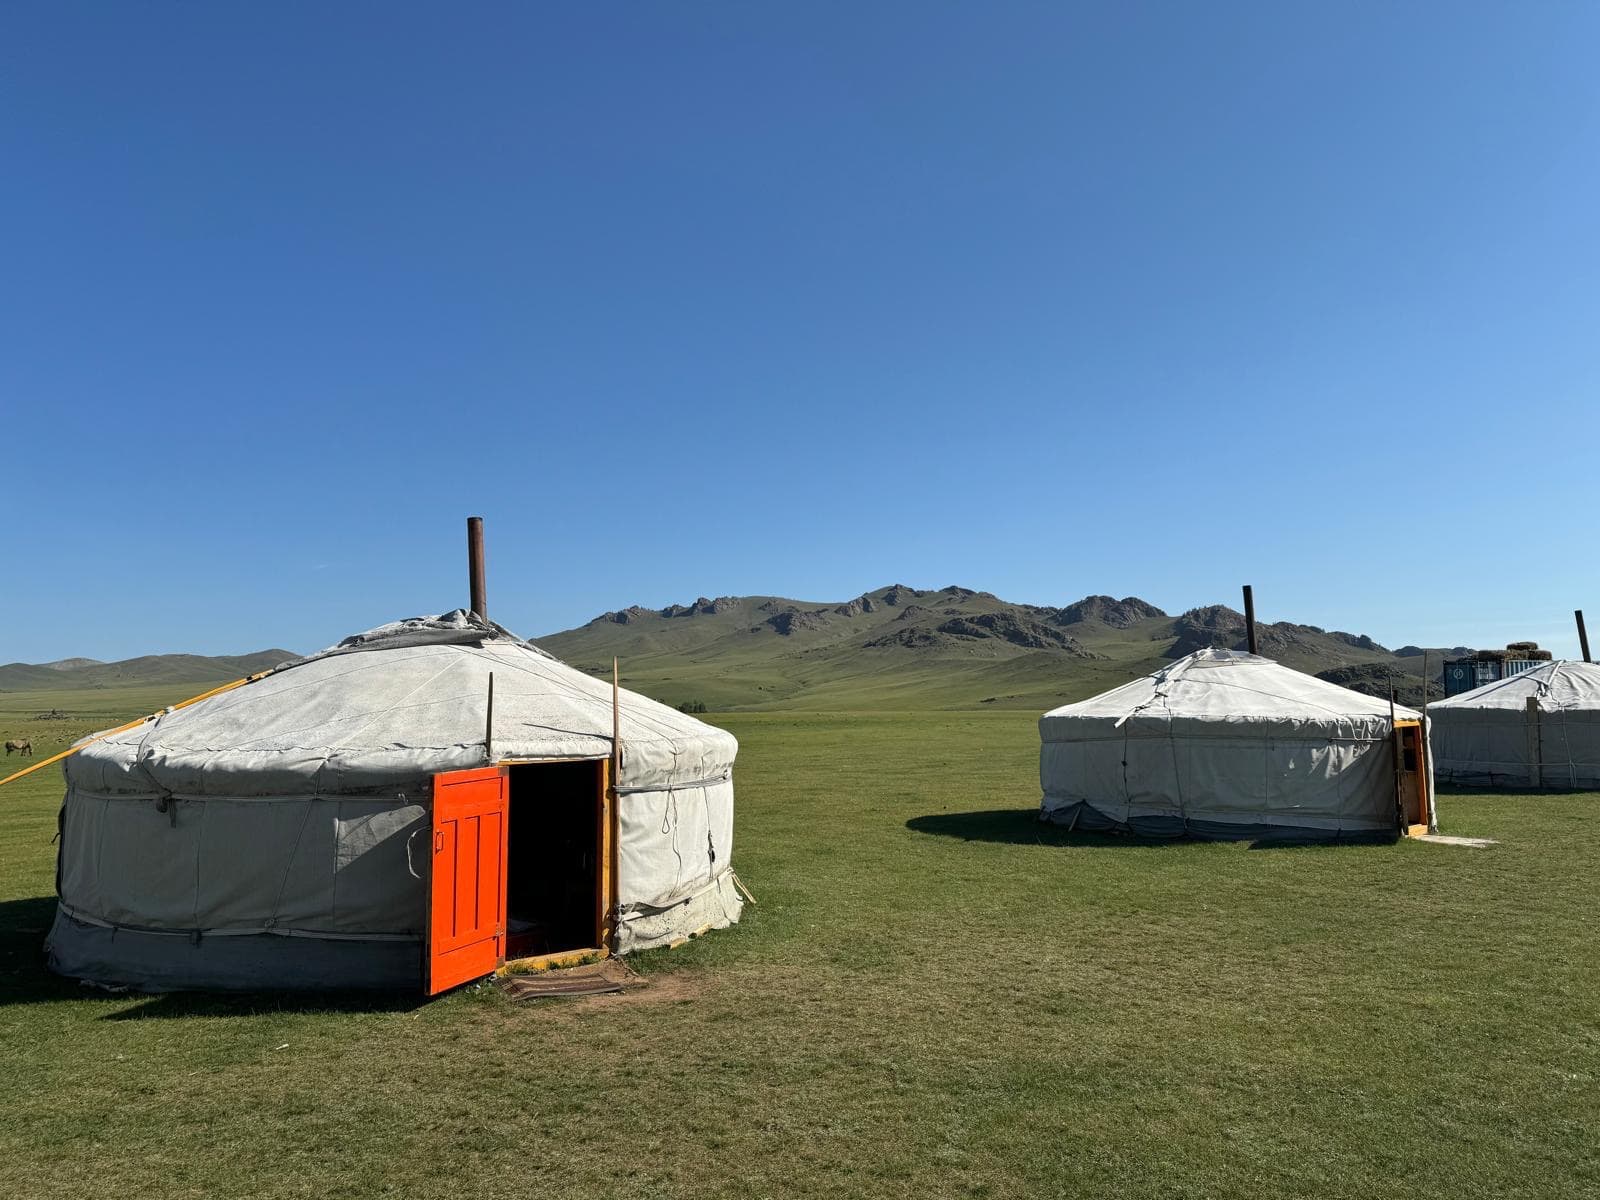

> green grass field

[{"left": 1, "top": 690, "right": 1596, "bottom": 1198}]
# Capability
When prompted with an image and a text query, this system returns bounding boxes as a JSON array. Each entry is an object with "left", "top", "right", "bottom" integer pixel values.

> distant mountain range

[
  {"left": 0, "top": 650, "right": 297, "bottom": 693},
  {"left": 1, "top": 585, "right": 1456, "bottom": 711},
  {"left": 537, "top": 584, "right": 1440, "bottom": 710}
]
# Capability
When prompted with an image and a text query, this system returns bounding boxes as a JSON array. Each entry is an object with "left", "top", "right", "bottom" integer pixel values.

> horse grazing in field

[{"left": 5, "top": 739, "right": 32, "bottom": 756}]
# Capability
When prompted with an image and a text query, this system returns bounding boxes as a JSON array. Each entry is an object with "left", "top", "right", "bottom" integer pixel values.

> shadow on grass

[
  {"left": 100, "top": 989, "right": 427, "bottom": 1020},
  {"left": 1434, "top": 782, "right": 1591, "bottom": 798},
  {"left": 905, "top": 809, "right": 1182, "bottom": 849},
  {"left": 906, "top": 809, "right": 1395, "bottom": 851},
  {"left": 0, "top": 895, "right": 425, "bottom": 1017},
  {"left": 1244, "top": 831, "right": 1395, "bottom": 850},
  {"left": 0, "top": 895, "right": 80, "bottom": 1007}
]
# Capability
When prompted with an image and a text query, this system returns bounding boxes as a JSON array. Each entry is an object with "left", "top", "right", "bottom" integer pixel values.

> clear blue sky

[{"left": 3, "top": 4, "right": 1597, "bottom": 663}]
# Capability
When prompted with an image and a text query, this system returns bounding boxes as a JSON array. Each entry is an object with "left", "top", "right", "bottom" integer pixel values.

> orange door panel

[{"left": 428, "top": 766, "right": 508, "bottom": 995}]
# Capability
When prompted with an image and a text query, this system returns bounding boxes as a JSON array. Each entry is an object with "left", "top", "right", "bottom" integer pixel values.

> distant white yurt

[
  {"left": 1429, "top": 660, "right": 1600, "bottom": 789},
  {"left": 48, "top": 611, "right": 741, "bottom": 993},
  {"left": 1039, "top": 649, "right": 1433, "bottom": 839}
]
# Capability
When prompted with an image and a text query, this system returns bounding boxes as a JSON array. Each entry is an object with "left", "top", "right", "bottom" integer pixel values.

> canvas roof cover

[
  {"left": 48, "top": 611, "right": 741, "bottom": 990},
  {"left": 1039, "top": 649, "right": 1423, "bottom": 838},
  {"left": 1429, "top": 659, "right": 1600, "bottom": 789},
  {"left": 67, "top": 609, "right": 735, "bottom": 795}
]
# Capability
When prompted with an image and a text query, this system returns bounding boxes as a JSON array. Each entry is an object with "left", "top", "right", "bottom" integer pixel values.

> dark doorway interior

[{"left": 505, "top": 760, "right": 601, "bottom": 960}]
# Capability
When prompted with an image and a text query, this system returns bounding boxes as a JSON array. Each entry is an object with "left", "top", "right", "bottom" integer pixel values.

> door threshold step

[{"left": 498, "top": 947, "right": 610, "bottom": 975}]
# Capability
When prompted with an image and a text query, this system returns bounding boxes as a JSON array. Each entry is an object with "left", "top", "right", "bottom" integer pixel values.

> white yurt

[
  {"left": 1429, "top": 660, "right": 1600, "bottom": 789},
  {"left": 1039, "top": 649, "right": 1434, "bottom": 839},
  {"left": 48, "top": 611, "right": 741, "bottom": 993}
]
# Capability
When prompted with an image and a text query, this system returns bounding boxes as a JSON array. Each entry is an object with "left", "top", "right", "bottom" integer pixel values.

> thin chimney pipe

[
  {"left": 467, "top": 516, "right": 487, "bottom": 620},
  {"left": 1577, "top": 609, "right": 1592, "bottom": 664},
  {"left": 1242, "top": 585, "right": 1259, "bottom": 656}
]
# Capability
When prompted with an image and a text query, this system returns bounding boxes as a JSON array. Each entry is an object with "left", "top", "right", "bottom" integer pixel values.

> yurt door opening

[
  {"left": 506, "top": 760, "right": 611, "bottom": 961},
  {"left": 1393, "top": 720, "right": 1431, "bottom": 835},
  {"left": 427, "top": 758, "right": 617, "bottom": 995}
]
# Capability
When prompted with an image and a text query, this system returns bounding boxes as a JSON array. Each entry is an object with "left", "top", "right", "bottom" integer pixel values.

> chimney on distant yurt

[{"left": 1242, "top": 585, "right": 1259, "bottom": 655}]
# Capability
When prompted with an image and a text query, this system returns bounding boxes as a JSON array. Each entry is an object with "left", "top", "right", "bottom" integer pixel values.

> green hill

[
  {"left": 0, "top": 649, "right": 297, "bottom": 693},
  {"left": 0, "top": 586, "right": 1429, "bottom": 713},
  {"left": 536, "top": 584, "right": 1421, "bottom": 711}
]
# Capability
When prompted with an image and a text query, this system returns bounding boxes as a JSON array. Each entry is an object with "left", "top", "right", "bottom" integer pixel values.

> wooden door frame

[{"left": 1393, "top": 719, "right": 1431, "bottom": 837}]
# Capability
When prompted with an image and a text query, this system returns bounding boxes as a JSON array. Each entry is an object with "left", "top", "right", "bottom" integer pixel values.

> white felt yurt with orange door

[{"left": 48, "top": 611, "right": 741, "bottom": 992}]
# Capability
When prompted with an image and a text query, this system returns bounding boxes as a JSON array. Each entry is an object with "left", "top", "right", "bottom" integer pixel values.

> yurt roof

[
  {"left": 1431, "top": 659, "right": 1600, "bottom": 712},
  {"left": 1042, "top": 649, "right": 1421, "bottom": 730},
  {"left": 66, "top": 611, "right": 735, "bottom": 797}
]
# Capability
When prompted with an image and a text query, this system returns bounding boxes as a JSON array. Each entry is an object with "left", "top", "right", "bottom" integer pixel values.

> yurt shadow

[
  {"left": 0, "top": 896, "right": 80, "bottom": 1007},
  {"left": 1242, "top": 830, "right": 1396, "bottom": 850},
  {"left": 97, "top": 988, "right": 428, "bottom": 1021},
  {"left": 906, "top": 811, "right": 1392, "bottom": 851},
  {"left": 905, "top": 810, "right": 1185, "bottom": 849},
  {"left": 0, "top": 895, "right": 429, "bottom": 1016}
]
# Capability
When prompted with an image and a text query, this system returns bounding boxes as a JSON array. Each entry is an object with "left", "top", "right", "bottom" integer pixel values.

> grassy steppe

[{"left": 1, "top": 691, "right": 1596, "bottom": 1198}]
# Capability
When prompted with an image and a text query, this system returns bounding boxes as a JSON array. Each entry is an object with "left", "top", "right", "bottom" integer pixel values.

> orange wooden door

[{"left": 428, "top": 766, "right": 509, "bottom": 995}]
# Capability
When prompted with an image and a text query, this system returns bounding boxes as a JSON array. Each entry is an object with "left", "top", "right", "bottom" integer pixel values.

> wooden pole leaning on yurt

[
  {"left": 0, "top": 668, "right": 279, "bottom": 791},
  {"left": 484, "top": 672, "right": 495, "bottom": 761},
  {"left": 611, "top": 657, "right": 621, "bottom": 785},
  {"left": 1242, "top": 585, "right": 1259, "bottom": 655},
  {"left": 1420, "top": 649, "right": 1437, "bottom": 832},
  {"left": 468, "top": 515, "right": 487, "bottom": 620},
  {"left": 1577, "top": 610, "right": 1592, "bottom": 664},
  {"left": 1388, "top": 682, "right": 1406, "bottom": 834},
  {"left": 606, "top": 656, "right": 622, "bottom": 949},
  {"left": 1526, "top": 695, "right": 1543, "bottom": 789}
]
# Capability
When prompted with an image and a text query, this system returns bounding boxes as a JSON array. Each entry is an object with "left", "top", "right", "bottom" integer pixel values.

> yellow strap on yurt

[{"left": 0, "top": 669, "right": 276, "bottom": 790}]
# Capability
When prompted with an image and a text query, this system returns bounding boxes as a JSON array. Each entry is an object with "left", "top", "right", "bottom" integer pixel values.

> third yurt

[
  {"left": 1429, "top": 659, "right": 1600, "bottom": 789},
  {"left": 1039, "top": 649, "right": 1433, "bottom": 839}
]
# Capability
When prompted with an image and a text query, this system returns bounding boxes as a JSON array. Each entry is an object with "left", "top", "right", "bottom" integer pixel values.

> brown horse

[{"left": 4, "top": 739, "right": 32, "bottom": 756}]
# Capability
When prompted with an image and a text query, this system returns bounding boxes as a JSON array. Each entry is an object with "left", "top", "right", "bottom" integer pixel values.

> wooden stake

[
  {"left": 1420, "top": 650, "right": 1435, "bottom": 832},
  {"left": 1388, "top": 684, "right": 1406, "bottom": 834},
  {"left": 607, "top": 657, "right": 622, "bottom": 949},
  {"left": 484, "top": 671, "right": 495, "bottom": 761},
  {"left": 1242, "top": 585, "right": 1259, "bottom": 655},
  {"left": 731, "top": 870, "right": 758, "bottom": 906},
  {"left": 467, "top": 515, "right": 487, "bottom": 620},
  {"left": 611, "top": 657, "right": 621, "bottom": 790},
  {"left": 1526, "top": 695, "right": 1542, "bottom": 789}
]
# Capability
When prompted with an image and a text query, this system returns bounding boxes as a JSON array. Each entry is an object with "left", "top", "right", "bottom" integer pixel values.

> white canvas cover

[
  {"left": 1429, "top": 660, "right": 1600, "bottom": 789},
  {"left": 1040, "top": 649, "right": 1426, "bottom": 838},
  {"left": 47, "top": 611, "right": 741, "bottom": 990}
]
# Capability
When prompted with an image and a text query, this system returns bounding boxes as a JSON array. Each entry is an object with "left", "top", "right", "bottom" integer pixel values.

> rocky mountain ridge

[{"left": 545, "top": 583, "right": 1422, "bottom": 710}]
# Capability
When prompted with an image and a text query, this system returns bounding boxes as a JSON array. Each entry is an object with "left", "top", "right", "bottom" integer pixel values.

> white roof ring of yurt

[{"left": 46, "top": 610, "right": 742, "bottom": 994}]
